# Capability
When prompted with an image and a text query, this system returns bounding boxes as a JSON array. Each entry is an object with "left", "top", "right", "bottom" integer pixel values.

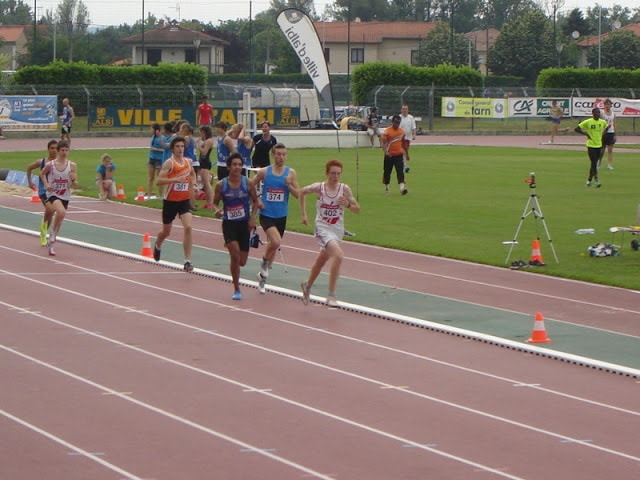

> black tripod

[{"left": 505, "top": 173, "right": 559, "bottom": 264}]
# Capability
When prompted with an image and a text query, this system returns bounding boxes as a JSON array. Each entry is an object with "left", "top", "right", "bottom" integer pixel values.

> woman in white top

[
  {"left": 298, "top": 159, "right": 360, "bottom": 307},
  {"left": 599, "top": 99, "right": 616, "bottom": 170}
]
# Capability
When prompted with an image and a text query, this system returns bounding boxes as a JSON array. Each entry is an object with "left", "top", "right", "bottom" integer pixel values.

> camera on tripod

[{"left": 524, "top": 172, "right": 536, "bottom": 188}]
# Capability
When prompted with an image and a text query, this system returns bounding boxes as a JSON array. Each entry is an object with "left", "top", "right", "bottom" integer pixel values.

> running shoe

[
  {"left": 183, "top": 261, "right": 193, "bottom": 272},
  {"left": 401, "top": 188, "right": 408, "bottom": 195},
  {"left": 301, "top": 282, "right": 310, "bottom": 305},
  {"left": 40, "top": 221, "right": 47, "bottom": 247},
  {"left": 257, "top": 272, "right": 267, "bottom": 294},
  {"left": 260, "top": 258, "right": 269, "bottom": 278},
  {"left": 153, "top": 243, "right": 161, "bottom": 262},
  {"left": 327, "top": 295, "right": 338, "bottom": 308},
  {"left": 47, "top": 241, "right": 56, "bottom": 256},
  {"left": 232, "top": 290, "right": 242, "bottom": 300}
]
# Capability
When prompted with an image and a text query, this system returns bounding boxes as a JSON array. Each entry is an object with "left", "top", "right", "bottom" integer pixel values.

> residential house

[
  {"left": 464, "top": 28, "right": 500, "bottom": 75},
  {"left": 312, "top": 21, "right": 436, "bottom": 75},
  {"left": 0, "top": 25, "right": 29, "bottom": 71},
  {"left": 577, "top": 23, "right": 640, "bottom": 68},
  {"left": 122, "top": 21, "right": 228, "bottom": 74}
]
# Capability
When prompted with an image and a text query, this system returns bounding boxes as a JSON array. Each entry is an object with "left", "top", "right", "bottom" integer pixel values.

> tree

[
  {"left": 0, "top": 0, "right": 32, "bottom": 24},
  {"left": 416, "top": 22, "right": 478, "bottom": 68},
  {"left": 586, "top": 29, "right": 640, "bottom": 69},
  {"left": 328, "top": 0, "right": 390, "bottom": 22},
  {"left": 57, "top": 0, "right": 90, "bottom": 62},
  {"left": 488, "top": 8, "right": 554, "bottom": 83}
]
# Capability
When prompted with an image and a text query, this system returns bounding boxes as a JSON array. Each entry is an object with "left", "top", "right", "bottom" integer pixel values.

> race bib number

[
  {"left": 266, "top": 188, "right": 285, "bottom": 202},
  {"left": 320, "top": 203, "right": 340, "bottom": 224},
  {"left": 227, "top": 204, "right": 246, "bottom": 219},
  {"left": 52, "top": 179, "right": 68, "bottom": 196},
  {"left": 173, "top": 182, "right": 189, "bottom": 192}
]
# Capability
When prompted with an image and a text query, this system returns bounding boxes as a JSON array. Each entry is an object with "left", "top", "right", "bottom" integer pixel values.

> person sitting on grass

[{"left": 96, "top": 153, "right": 117, "bottom": 200}]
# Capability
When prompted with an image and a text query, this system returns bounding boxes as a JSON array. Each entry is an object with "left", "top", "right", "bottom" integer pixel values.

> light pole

[
  {"left": 192, "top": 34, "right": 201, "bottom": 66},
  {"left": 32, "top": 0, "right": 37, "bottom": 64}
]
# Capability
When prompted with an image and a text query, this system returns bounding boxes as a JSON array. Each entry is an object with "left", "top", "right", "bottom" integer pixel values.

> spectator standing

[
  {"left": 153, "top": 136, "right": 197, "bottom": 272},
  {"left": 198, "top": 125, "right": 215, "bottom": 209},
  {"left": 399, "top": 104, "right": 416, "bottom": 152},
  {"left": 147, "top": 122, "right": 164, "bottom": 198},
  {"left": 60, "top": 98, "right": 75, "bottom": 145},
  {"left": 574, "top": 108, "right": 608, "bottom": 188},
  {"left": 599, "top": 98, "right": 616, "bottom": 170},
  {"left": 230, "top": 123, "right": 254, "bottom": 175},
  {"left": 26, "top": 139, "right": 58, "bottom": 246},
  {"left": 39, "top": 140, "right": 78, "bottom": 256},
  {"left": 251, "top": 143, "right": 299, "bottom": 294},
  {"left": 96, "top": 153, "right": 117, "bottom": 200},
  {"left": 212, "top": 153, "right": 262, "bottom": 300},
  {"left": 215, "top": 121, "right": 236, "bottom": 181},
  {"left": 299, "top": 159, "right": 360, "bottom": 307},
  {"left": 381, "top": 114, "right": 409, "bottom": 195},
  {"left": 196, "top": 95, "right": 214, "bottom": 127},
  {"left": 251, "top": 121, "right": 277, "bottom": 168}
]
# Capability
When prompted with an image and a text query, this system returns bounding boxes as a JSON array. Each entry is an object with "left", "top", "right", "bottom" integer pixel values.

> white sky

[{"left": 32, "top": 0, "right": 629, "bottom": 28}]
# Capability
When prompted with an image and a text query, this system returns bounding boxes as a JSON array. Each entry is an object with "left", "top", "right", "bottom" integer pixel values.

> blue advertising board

[{"left": 0, "top": 95, "right": 58, "bottom": 131}]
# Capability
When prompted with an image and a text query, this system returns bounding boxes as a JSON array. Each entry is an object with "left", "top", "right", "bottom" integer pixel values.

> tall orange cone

[
  {"left": 135, "top": 186, "right": 145, "bottom": 202},
  {"left": 529, "top": 239, "right": 545, "bottom": 265},
  {"left": 140, "top": 233, "right": 153, "bottom": 258},
  {"left": 527, "top": 312, "right": 552, "bottom": 343},
  {"left": 30, "top": 186, "right": 40, "bottom": 202},
  {"left": 117, "top": 184, "right": 126, "bottom": 199}
]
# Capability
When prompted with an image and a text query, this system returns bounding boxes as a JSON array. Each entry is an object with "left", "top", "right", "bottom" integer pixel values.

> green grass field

[{"left": 2, "top": 144, "right": 640, "bottom": 290}]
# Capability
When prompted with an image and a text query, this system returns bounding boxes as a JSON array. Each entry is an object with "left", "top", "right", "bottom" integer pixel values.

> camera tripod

[{"left": 505, "top": 173, "right": 559, "bottom": 264}]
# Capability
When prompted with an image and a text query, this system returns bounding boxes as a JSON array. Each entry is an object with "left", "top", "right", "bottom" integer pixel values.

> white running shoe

[{"left": 257, "top": 272, "right": 267, "bottom": 294}]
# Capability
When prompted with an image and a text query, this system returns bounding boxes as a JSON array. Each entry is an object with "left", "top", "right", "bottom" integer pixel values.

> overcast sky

[{"left": 33, "top": 0, "right": 625, "bottom": 28}]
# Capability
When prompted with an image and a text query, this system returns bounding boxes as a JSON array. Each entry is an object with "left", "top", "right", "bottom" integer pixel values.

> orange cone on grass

[
  {"left": 30, "top": 186, "right": 40, "bottom": 202},
  {"left": 529, "top": 239, "right": 545, "bottom": 265},
  {"left": 135, "top": 186, "right": 145, "bottom": 202},
  {"left": 117, "top": 184, "right": 126, "bottom": 199},
  {"left": 140, "top": 233, "right": 153, "bottom": 258},
  {"left": 527, "top": 312, "right": 552, "bottom": 344}
]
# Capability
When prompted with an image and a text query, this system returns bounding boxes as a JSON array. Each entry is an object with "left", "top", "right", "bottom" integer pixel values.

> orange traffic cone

[
  {"left": 135, "top": 186, "right": 145, "bottom": 202},
  {"left": 117, "top": 184, "right": 126, "bottom": 200},
  {"left": 527, "top": 312, "right": 552, "bottom": 344},
  {"left": 140, "top": 233, "right": 153, "bottom": 258},
  {"left": 30, "top": 186, "right": 40, "bottom": 202},
  {"left": 529, "top": 239, "right": 545, "bottom": 266}
]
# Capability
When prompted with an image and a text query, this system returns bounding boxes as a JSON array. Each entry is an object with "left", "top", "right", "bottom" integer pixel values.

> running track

[{"left": 1, "top": 135, "right": 639, "bottom": 479}]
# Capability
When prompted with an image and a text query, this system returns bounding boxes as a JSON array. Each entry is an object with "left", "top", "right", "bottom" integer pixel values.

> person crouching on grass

[
  {"left": 299, "top": 159, "right": 360, "bottom": 308},
  {"left": 96, "top": 153, "right": 117, "bottom": 200},
  {"left": 212, "top": 153, "right": 263, "bottom": 301}
]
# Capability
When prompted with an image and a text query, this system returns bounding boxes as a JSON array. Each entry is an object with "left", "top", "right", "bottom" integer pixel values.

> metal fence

[{"left": 2, "top": 83, "right": 639, "bottom": 134}]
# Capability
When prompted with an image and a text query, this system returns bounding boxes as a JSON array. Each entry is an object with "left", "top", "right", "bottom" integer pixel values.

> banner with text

[
  {"left": 507, "top": 98, "right": 570, "bottom": 118},
  {"left": 0, "top": 95, "right": 58, "bottom": 131},
  {"left": 441, "top": 97, "right": 506, "bottom": 118},
  {"left": 571, "top": 97, "right": 640, "bottom": 117},
  {"left": 90, "top": 107, "right": 301, "bottom": 128}
]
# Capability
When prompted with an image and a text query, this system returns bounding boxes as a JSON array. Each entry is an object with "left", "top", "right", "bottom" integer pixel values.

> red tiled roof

[
  {"left": 123, "top": 25, "right": 228, "bottom": 45},
  {"left": 313, "top": 21, "right": 436, "bottom": 43},
  {"left": 0, "top": 25, "right": 27, "bottom": 43},
  {"left": 577, "top": 23, "right": 640, "bottom": 47}
]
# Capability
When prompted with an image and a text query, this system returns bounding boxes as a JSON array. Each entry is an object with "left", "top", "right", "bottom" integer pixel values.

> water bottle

[{"left": 574, "top": 228, "right": 595, "bottom": 234}]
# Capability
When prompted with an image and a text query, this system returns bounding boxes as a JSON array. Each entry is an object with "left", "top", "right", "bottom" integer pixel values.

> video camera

[{"left": 524, "top": 172, "right": 536, "bottom": 188}]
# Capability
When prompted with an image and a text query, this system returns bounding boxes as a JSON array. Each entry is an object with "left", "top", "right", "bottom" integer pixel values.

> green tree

[
  {"left": 488, "top": 8, "right": 554, "bottom": 83},
  {"left": 586, "top": 29, "right": 640, "bottom": 69},
  {"left": 0, "top": 0, "right": 32, "bottom": 24},
  {"left": 57, "top": 0, "right": 90, "bottom": 62},
  {"left": 416, "top": 22, "right": 478, "bottom": 68},
  {"left": 328, "top": 0, "right": 390, "bottom": 21}
]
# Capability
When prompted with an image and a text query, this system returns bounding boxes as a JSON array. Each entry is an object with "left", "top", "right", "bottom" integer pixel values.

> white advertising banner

[
  {"left": 571, "top": 97, "right": 640, "bottom": 117},
  {"left": 277, "top": 8, "right": 335, "bottom": 117}
]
